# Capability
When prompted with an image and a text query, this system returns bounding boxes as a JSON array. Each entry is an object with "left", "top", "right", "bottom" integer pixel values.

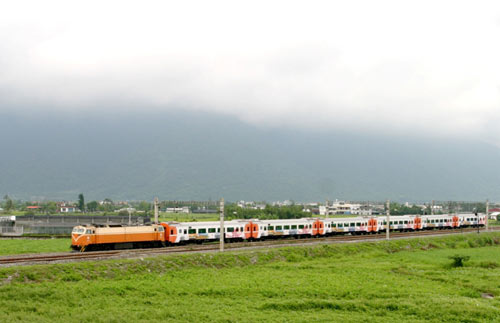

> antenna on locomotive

[{"left": 154, "top": 197, "right": 159, "bottom": 224}]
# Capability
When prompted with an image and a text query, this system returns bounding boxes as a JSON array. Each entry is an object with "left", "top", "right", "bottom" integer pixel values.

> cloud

[{"left": 0, "top": 0, "right": 499, "bottom": 143}]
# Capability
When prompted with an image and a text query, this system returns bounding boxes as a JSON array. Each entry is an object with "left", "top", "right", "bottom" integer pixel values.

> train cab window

[
  {"left": 198, "top": 228, "right": 207, "bottom": 234},
  {"left": 284, "top": 225, "right": 290, "bottom": 230},
  {"left": 158, "top": 227, "right": 164, "bottom": 232},
  {"left": 188, "top": 229, "right": 196, "bottom": 234},
  {"left": 291, "top": 225, "right": 297, "bottom": 229},
  {"left": 170, "top": 229, "right": 174, "bottom": 235},
  {"left": 276, "top": 226, "right": 283, "bottom": 230},
  {"left": 209, "top": 228, "right": 216, "bottom": 233},
  {"left": 86, "top": 229, "right": 92, "bottom": 234},
  {"left": 227, "top": 227, "right": 234, "bottom": 232}
]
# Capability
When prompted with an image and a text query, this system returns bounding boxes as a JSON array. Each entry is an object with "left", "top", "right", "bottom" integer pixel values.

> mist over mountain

[{"left": 1, "top": 110, "right": 499, "bottom": 202}]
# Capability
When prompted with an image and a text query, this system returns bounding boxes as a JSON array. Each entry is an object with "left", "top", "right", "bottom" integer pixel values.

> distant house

[
  {"left": 165, "top": 207, "right": 190, "bottom": 214},
  {"left": 26, "top": 206, "right": 42, "bottom": 212},
  {"left": 60, "top": 206, "right": 77, "bottom": 213}
]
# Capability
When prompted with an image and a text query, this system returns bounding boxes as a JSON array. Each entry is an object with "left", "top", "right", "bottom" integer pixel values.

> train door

[
  {"left": 312, "top": 219, "right": 324, "bottom": 236},
  {"left": 452, "top": 216, "right": 459, "bottom": 227},
  {"left": 251, "top": 222, "right": 259, "bottom": 239},
  {"left": 244, "top": 222, "right": 253, "bottom": 239},
  {"left": 414, "top": 217, "right": 422, "bottom": 230},
  {"left": 368, "top": 218, "right": 377, "bottom": 232}
]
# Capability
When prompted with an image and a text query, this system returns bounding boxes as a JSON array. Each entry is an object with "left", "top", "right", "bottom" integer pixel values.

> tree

[
  {"left": 87, "top": 201, "right": 98, "bottom": 212},
  {"left": 78, "top": 194, "right": 85, "bottom": 212},
  {"left": 41, "top": 201, "right": 57, "bottom": 214},
  {"left": 3, "top": 195, "right": 13, "bottom": 212}
]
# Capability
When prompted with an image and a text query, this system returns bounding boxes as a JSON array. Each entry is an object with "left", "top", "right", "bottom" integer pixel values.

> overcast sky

[{"left": 1, "top": 1, "right": 499, "bottom": 144}]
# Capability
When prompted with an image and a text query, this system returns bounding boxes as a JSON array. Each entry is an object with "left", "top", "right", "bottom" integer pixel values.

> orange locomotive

[{"left": 71, "top": 224, "right": 165, "bottom": 251}]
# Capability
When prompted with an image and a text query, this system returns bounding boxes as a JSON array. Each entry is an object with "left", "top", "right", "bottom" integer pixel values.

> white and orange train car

[{"left": 71, "top": 213, "right": 486, "bottom": 251}]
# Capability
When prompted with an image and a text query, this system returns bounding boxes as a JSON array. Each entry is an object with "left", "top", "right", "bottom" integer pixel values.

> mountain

[{"left": 1, "top": 110, "right": 499, "bottom": 202}]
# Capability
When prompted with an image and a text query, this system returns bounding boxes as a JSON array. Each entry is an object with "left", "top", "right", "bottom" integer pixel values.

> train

[{"left": 71, "top": 213, "right": 486, "bottom": 251}]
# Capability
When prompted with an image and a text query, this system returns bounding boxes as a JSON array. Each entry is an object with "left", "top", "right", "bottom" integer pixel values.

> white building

[
  {"left": 165, "top": 207, "right": 190, "bottom": 214},
  {"left": 321, "top": 200, "right": 372, "bottom": 216}
]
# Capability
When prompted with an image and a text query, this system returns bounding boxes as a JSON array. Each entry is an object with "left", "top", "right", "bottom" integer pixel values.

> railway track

[{"left": 1, "top": 227, "right": 498, "bottom": 267}]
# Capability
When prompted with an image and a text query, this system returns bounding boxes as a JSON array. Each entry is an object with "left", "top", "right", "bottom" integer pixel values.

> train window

[
  {"left": 159, "top": 227, "right": 164, "bottom": 232},
  {"left": 350, "top": 223, "right": 355, "bottom": 227},
  {"left": 356, "top": 223, "right": 361, "bottom": 226},
  {"left": 404, "top": 221, "right": 408, "bottom": 224},
  {"left": 227, "top": 227, "right": 234, "bottom": 232},
  {"left": 188, "top": 229, "right": 196, "bottom": 234},
  {"left": 209, "top": 228, "right": 216, "bottom": 233},
  {"left": 332, "top": 223, "right": 337, "bottom": 228},
  {"left": 199, "top": 228, "right": 207, "bottom": 234},
  {"left": 276, "top": 226, "right": 283, "bottom": 230},
  {"left": 235, "top": 228, "right": 239, "bottom": 232},
  {"left": 284, "top": 225, "right": 290, "bottom": 230},
  {"left": 291, "top": 225, "right": 297, "bottom": 229},
  {"left": 86, "top": 229, "right": 92, "bottom": 234},
  {"left": 299, "top": 225, "right": 304, "bottom": 229},
  {"left": 390, "top": 221, "right": 393, "bottom": 225},
  {"left": 241, "top": 227, "right": 244, "bottom": 232},
  {"left": 170, "top": 229, "right": 174, "bottom": 235},
  {"left": 399, "top": 221, "right": 403, "bottom": 225},
  {"left": 268, "top": 226, "right": 274, "bottom": 230}
]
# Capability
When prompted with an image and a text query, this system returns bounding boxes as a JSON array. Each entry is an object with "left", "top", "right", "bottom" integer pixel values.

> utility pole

[
  {"left": 128, "top": 208, "right": 131, "bottom": 226},
  {"left": 154, "top": 197, "right": 159, "bottom": 224},
  {"left": 386, "top": 199, "right": 390, "bottom": 240},
  {"left": 486, "top": 199, "right": 489, "bottom": 231},
  {"left": 219, "top": 198, "right": 224, "bottom": 252},
  {"left": 431, "top": 200, "right": 435, "bottom": 215}
]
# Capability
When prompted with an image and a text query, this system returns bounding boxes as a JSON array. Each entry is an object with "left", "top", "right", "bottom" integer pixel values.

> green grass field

[
  {"left": 1, "top": 233, "right": 500, "bottom": 322},
  {"left": 0, "top": 239, "right": 71, "bottom": 256}
]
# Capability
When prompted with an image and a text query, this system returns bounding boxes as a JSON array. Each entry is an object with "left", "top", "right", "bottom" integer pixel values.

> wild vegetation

[{"left": 1, "top": 233, "right": 500, "bottom": 322}]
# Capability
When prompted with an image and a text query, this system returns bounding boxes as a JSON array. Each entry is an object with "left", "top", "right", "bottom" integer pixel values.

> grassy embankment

[
  {"left": 0, "top": 239, "right": 72, "bottom": 256},
  {"left": 1, "top": 233, "right": 500, "bottom": 322}
]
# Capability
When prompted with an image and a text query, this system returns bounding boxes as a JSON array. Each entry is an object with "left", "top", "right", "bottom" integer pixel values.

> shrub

[{"left": 449, "top": 255, "right": 470, "bottom": 268}]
